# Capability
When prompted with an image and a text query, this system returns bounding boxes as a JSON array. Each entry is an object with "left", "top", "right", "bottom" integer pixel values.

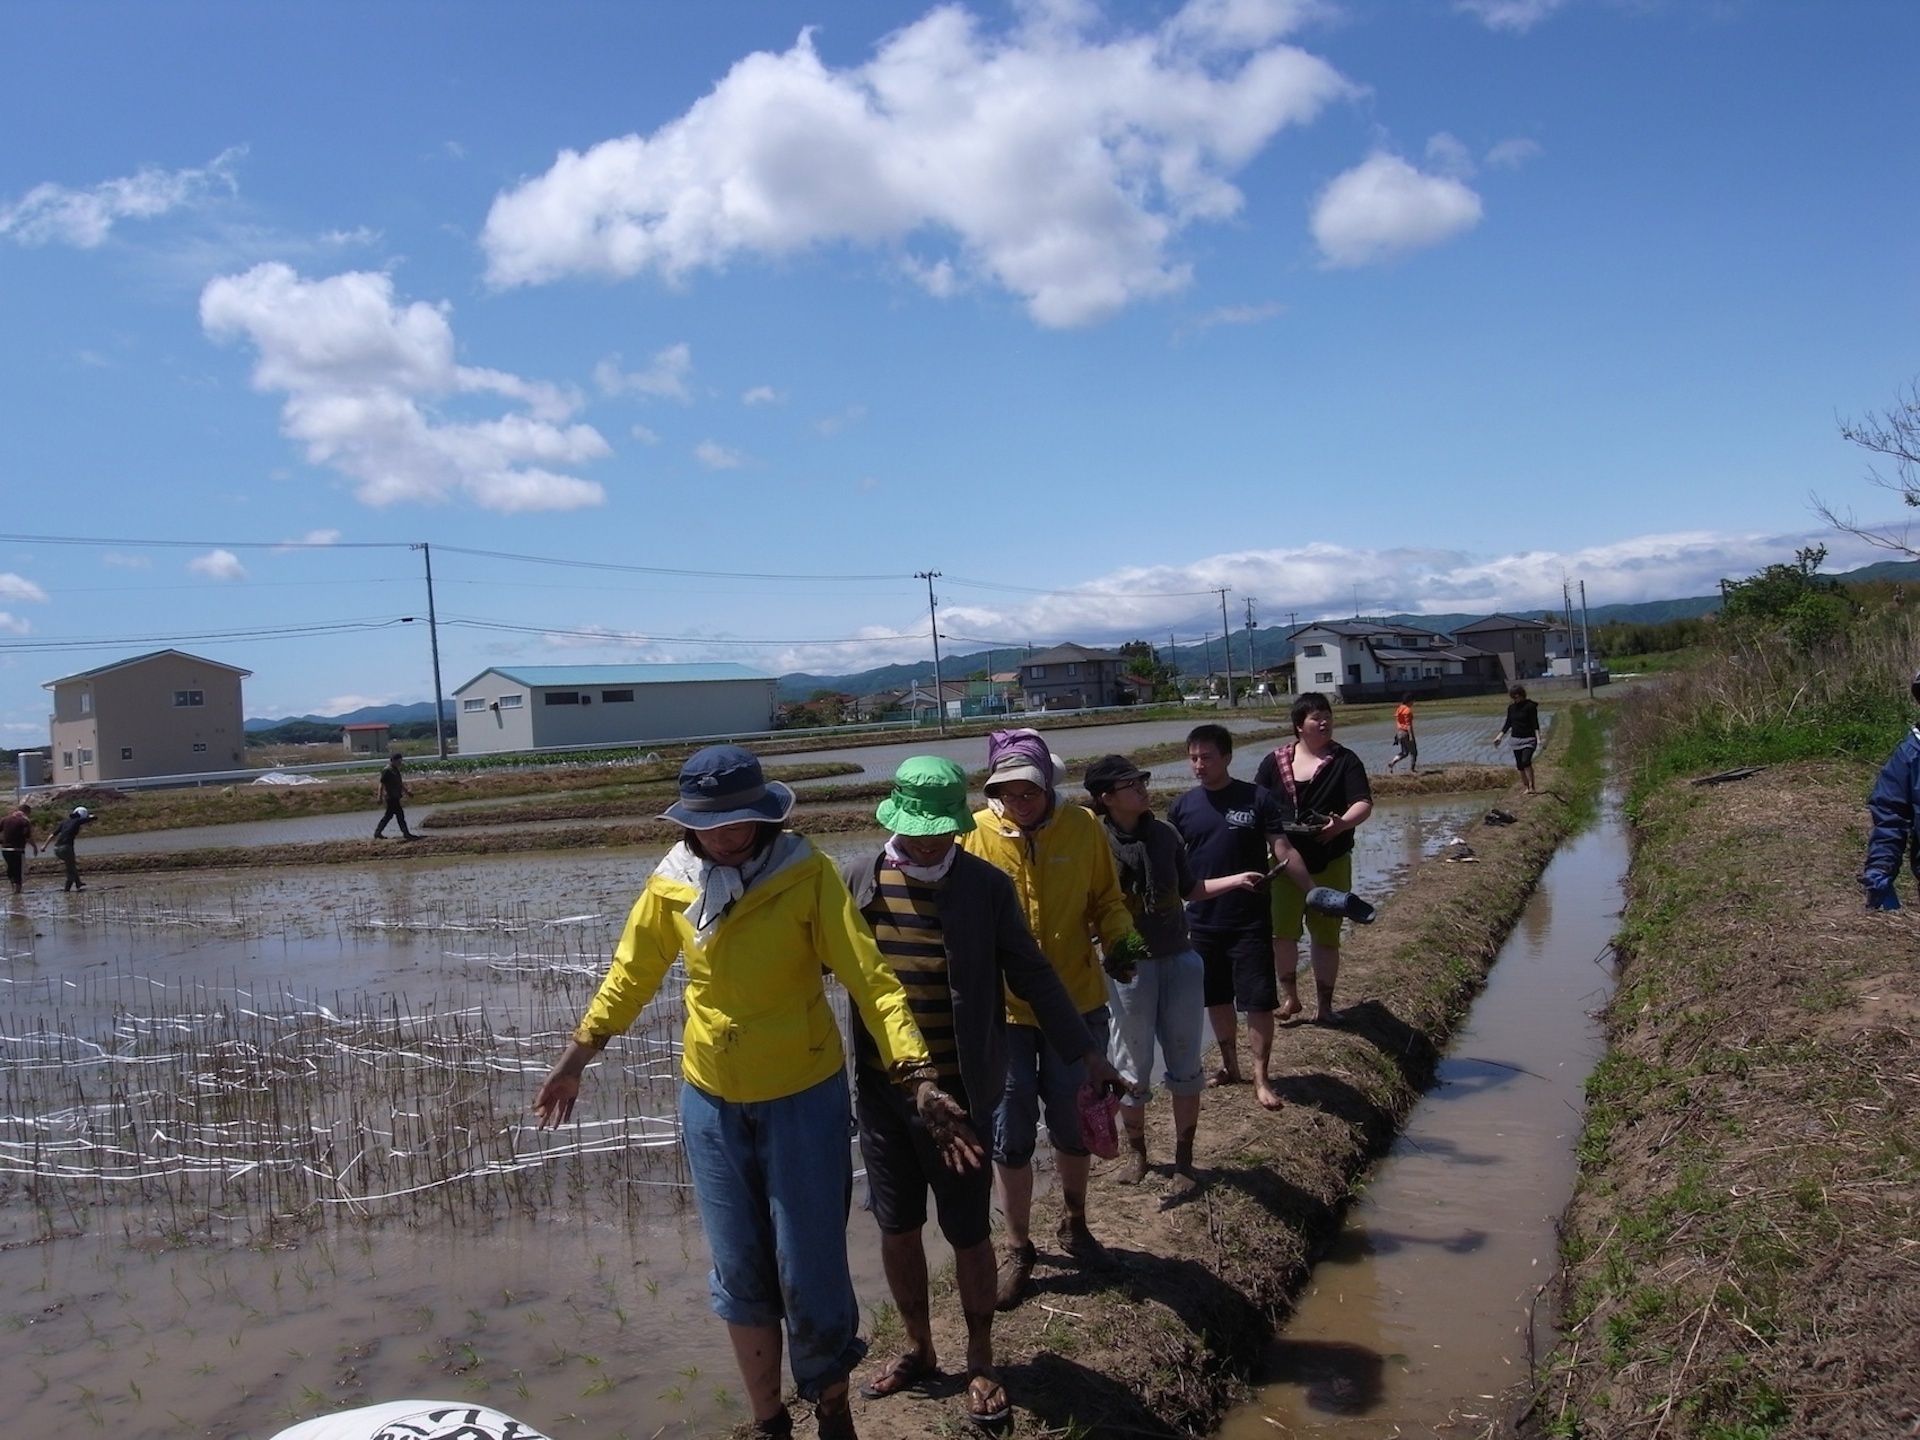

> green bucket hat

[{"left": 875, "top": 756, "right": 978, "bottom": 837}]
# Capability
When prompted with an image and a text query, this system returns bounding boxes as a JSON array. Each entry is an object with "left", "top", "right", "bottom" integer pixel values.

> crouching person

[{"left": 841, "top": 757, "right": 1120, "bottom": 1429}]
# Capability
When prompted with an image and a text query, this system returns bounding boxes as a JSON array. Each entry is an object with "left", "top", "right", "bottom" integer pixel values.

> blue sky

[{"left": 1, "top": 0, "right": 1914, "bottom": 729}]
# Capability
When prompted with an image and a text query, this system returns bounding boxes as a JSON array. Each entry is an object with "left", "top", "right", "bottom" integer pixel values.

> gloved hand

[
  {"left": 1305, "top": 886, "right": 1378, "bottom": 924},
  {"left": 1861, "top": 871, "right": 1901, "bottom": 910},
  {"left": 1103, "top": 930, "right": 1149, "bottom": 983}
]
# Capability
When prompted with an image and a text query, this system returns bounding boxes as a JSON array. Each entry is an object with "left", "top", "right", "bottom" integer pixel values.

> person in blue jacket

[{"left": 1860, "top": 668, "right": 1920, "bottom": 910}]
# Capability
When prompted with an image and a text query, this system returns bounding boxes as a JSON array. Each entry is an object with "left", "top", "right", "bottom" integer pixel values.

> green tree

[{"left": 1717, "top": 545, "right": 1853, "bottom": 651}]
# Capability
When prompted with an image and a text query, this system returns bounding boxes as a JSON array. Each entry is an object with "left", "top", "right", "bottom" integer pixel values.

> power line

[
  {"left": 0, "top": 532, "right": 406, "bottom": 550},
  {"left": 434, "top": 545, "right": 903, "bottom": 583},
  {"left": 0, "top": 617, "right": 423, "bottom": 654},
  {"left": 441, "top": 616, "right": 925, "bottom": 648}
]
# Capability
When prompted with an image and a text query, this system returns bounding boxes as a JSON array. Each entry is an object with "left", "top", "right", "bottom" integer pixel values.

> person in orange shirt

[{"left": 1387, "top": 696, "right": 1418, "bottom": 774}]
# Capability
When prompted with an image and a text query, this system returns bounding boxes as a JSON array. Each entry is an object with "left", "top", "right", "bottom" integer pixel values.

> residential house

[
  {"left": 452, "top": 663, "right": 777, "bottom": 756},
  {"left": 1287, "top": 621, "right": 1503, "bottom": 703},
  {"left": 1452, "top": 614, "right": 1552, "bottom": 684},
  {"left": 1017, "top": 643, "right": 1132, "bottom": 710},
  {"left": 44, "top": 649, "right": 251, "bottom": 783}
]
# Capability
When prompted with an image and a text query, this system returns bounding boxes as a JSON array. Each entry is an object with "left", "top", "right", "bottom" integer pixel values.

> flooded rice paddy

[{"left": 1, "top": 794, "right": 1490, "bottom": 1439}]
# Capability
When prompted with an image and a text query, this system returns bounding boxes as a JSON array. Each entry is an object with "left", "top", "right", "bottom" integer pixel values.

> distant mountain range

[
  {"left": 245, "top": 560, "right": 1920, "bottom": 724},
  {"left": 245, "top": 700, "right": 452, "bottom": 733}
]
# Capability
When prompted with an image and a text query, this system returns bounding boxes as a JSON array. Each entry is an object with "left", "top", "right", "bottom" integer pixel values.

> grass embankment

[
  {"left": 1511, "top": 624, "right": 1920, "bottom": 1438},
  {"left": 847, "top": 706, "right": 1606, "bottom": 1440}
]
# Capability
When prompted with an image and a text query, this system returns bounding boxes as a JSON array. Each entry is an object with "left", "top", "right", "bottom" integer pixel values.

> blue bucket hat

[{"left": 659, "top": 745, "right": 795, "bottom": 830}]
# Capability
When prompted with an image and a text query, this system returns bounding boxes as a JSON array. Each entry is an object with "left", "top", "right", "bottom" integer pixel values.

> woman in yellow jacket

[
  {"left": 535, "top": 746, "right": 951, "bottom": 1440},
  {"left": 959, "top": 730, "right": 1139, "bottom": 1310}
]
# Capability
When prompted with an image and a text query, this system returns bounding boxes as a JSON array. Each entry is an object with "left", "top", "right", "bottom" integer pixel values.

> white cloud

[
  {"left": 200, "top": 263, "right": 609, "bottom": 514},
  {"left": 595, "top": 344, "right": 694, "bottom": 403},
  {"left": 323, "top": 693, "right": 397, "bottom": 713},
  {"left": 0, "top": 147, "right": 244, "bottom": 248},
  {"left": 695, "top": 440, "right": 748, "bottom": 470},
  {"left": 102, "top": 553, "right": 151, "bottom": 570},
  {"left": 812, "top": 404, "right": 867, "bottom": 437},
  {"left": 272, "top": 529, "right": 342, "bottom": 553},
  {"left": 1179, "top": 300, "right": 1285, "bottom": 337},
  {"left": 481, "top": 0, "right": 1356, "bottom": 327},
  {"left": 745, "top": 527, "right": 1883, "bottom": 676},
  {"left": 1424, "top": 131, "right": 1475, "bottom": 179},
  {"left": 631, "top": 424, "right": 661, "bottom": 445},
  {"left": 0, "top": 574, "right": 48, "bottom": 604},
  {"left": 1484, "top": 136, "right": 1542, "bottom": 169},
  {"left": 742, "top": 385, "right": 784, "bottom": 407},
  {"left": 0, "top": 613, "right": 30, "bottom": 636},
  {"left": 1311, "top": 151, "right": 1483, "bottom": 268},
  {"left": 188, "top": 548, "right": 248, "bottom": 581},
  {"left": 1456, "top": 0, "right": 1567, "bottom": 33}
]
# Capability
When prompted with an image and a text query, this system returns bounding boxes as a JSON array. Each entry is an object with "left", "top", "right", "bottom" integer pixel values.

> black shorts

[
  {"left": 854, "top": 1067, "right": 991, "bottom": 1249},
  {"left": 1511, "top": 739, "right": 1537, "bottom": 769},
  {"left": 1191, "top": 925, "right": 1277, "bottom": 1013}
]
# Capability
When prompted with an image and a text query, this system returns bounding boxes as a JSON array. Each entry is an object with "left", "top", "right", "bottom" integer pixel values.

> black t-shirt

[
  {"left": 1253, "top": 742, "right": 1372, "bottom": 875},
  {"left": 1503, "top": 699, "right": 1541, "bottom": 740},
  {"left": 1167, "top": 780, "right": 1284, "bottom": 935}
]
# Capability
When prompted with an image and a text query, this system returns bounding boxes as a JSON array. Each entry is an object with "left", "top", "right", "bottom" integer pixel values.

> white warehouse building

[{"left": 452, "top": 664, "right": 778, "bottom": 756}]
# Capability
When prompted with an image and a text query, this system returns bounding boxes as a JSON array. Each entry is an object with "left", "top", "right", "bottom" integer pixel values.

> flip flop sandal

[
  {"left": 965, "top": 1368, "right": 1013, "bottom": 1428},
  {"left": 859, "top": 1350, "right": 939, "bottom": 1400}
]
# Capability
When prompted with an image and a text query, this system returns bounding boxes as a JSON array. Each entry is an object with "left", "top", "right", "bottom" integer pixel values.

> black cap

[{"left": 1083, "top": 753, "right": 1150, "bottom": 796}]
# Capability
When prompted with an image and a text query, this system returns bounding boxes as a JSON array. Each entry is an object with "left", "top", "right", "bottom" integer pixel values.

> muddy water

[
  {"left": 0, "top": 794, "right": 1502, "bottom": 1440},
  {"left": 1218, "top": 800, "right": 1627, "bottom": 1439}
]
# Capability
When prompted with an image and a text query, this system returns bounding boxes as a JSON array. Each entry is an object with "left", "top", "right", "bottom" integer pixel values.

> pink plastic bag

[{"left": 1076, "top": 1081, "right": 1120, "bottom": 1160}]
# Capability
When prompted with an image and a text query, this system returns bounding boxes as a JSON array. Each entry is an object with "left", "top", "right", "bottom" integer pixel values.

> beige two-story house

[{"left": 45, "top": 649, "right": 251, "bottom": 783}]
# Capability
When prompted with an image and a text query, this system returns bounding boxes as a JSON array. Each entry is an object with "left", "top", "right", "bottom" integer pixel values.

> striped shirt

[{"left": 860, "top": 868, "right": 958, "bottom": 1084}]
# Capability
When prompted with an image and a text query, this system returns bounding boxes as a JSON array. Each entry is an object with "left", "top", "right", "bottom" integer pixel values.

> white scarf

[
  {"left": 658, "top": 832, "right": 808, "bottom": 944},
  {"left": 883, "top": 834, "right": 960, "bottom": 883}
]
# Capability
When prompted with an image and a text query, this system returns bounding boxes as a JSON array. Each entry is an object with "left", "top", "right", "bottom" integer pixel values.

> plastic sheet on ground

[{"left": 251, "top": 770, "right": 326, "bottom": 786}]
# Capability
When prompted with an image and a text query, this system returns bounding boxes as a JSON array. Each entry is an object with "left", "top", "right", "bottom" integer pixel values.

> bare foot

[
  {"left": 1206, "top": 1067, "right": 1245, "bottom": 1088},
  {"left": 1255, "top": 1081, "right": 1285, "bottom": 1111},
  {"left": 1273, "top": 999, "right": 1303, "bottom": 1025}
]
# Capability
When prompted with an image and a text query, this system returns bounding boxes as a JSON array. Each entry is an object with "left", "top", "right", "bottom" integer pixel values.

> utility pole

[
  {"left": 916, "top": 570, "right": 946, "bottom": 735},
  {"left": 1579, "top": 580, "right": 1594, "bottom": 697},
  {"left": 1217, "top": 588, "right": 1235, "bottom": 708},
  {"left": 413, "top": 542, "right": 448, "bottom": 759},
  {"left": 1562, "top": 580, "right": 1577, "bottom": 686},
  {"left": 1244, "top": 597, "right": 1258, "bottom": 697}
]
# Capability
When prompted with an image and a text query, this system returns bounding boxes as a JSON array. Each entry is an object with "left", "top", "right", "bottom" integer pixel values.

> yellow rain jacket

[
  {"left": 574, "top": 836, "right": 929, "bottom": 1103},
  {"left": 960, "top": 798, "right": 1134, "bottom": 1025}
]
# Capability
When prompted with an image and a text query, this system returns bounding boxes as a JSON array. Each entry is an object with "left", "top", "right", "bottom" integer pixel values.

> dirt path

[
  {"left": 833, "top": 720, "right": 1601, "bottom": 1440},
  {"left": 1509, "top": 761, "right": 1920, "bottom": 1439}
]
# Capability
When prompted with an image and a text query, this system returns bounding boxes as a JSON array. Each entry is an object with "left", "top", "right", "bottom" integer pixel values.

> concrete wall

[
  {"left": 455, "top": 674, "right": 776, "bottom": 755},
  {"left": 49, "top": 655, "right": 246, "bottom": 783}
]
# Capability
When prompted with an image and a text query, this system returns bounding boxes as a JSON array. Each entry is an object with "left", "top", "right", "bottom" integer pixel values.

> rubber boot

[{"left": 1168, "top": 1127, "right": 1200, "bottom": 1199}]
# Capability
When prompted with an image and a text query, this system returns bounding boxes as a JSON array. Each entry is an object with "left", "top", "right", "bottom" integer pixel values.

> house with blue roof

[{"left": 451, "top": 663, "right": 777, "bottom": 755}]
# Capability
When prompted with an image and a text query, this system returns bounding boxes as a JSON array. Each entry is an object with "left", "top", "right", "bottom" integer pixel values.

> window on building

[
  {"left": 1314, "top": 671, "right": 1335, "bottom": 685},
  {"left": 80, "top": 691, "right": 92, "bottom": 714},
  {"left": 173, "top": 689, "right": 205, "bottom": 707},
  {"left": 120, "top": 747, "right": 133, "bottom": 761},
  {"left": 545, "top": 691, "right": 581, "bottom": 705},
  {"left": 1029, "top": 666, "right": 1046, "bottom": 679},
  {"left": 1303, "top": 644, "right": 1326, "bottom": 657},
  {"left": 601, "top": 689, "right": 634, "bottom": 703},
  {"left": 1066, "top": 663, "right": 1077, "bottom": 677},
  {"left": 77, "top": 747, "right": 94, "bottom": 765},
  {"left": 193, "top": 742, "right": 208, "bottom": 753},
  {"left": 498, "top": 694, "right": 524, "bottom": 710},
  {"left": 462, "top": 698, "right": 487, "bottom": 713},
  {"left": 61, "top": 751, "right": 73, "bottom": 769}
]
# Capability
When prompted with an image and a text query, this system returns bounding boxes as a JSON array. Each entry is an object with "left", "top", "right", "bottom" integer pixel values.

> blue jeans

[
  {"left": 1107, "top": 950, "right": 1206, "bottom": 1107},
  {"left": 993, "top": 1007, "right": 1110, "bottom": 1168},
  {"left": 680, "top": 1072, "right": 866, "bottom": 1400}
]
